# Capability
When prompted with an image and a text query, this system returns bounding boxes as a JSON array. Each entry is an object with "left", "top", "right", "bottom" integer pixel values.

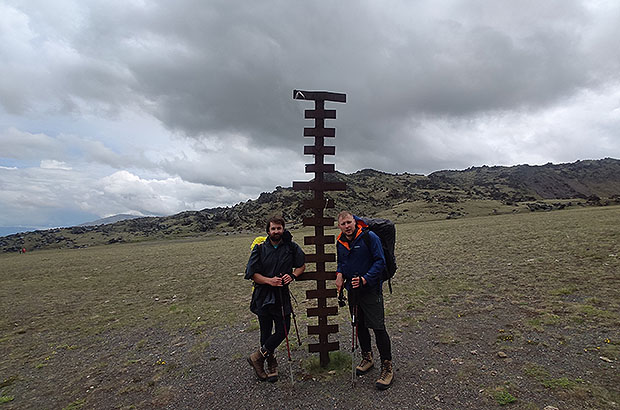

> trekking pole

[
  {"left": 286, "top": 285, "right": 302, "bottom": 346},
  {"left": 279, "top": 279, "right": 294, "bottom": 385},
  {"left": 350, "top": 274, "right": 359, "bottom": 385}
]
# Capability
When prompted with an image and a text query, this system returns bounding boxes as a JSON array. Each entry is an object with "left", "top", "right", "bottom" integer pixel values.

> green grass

[
  {"left": 523, "top": 363, "right": 551, "bottom": 380},
  {"left": 0, "top": 235, "right": 258, "bottom": 337},
  {"left": 1, "top": 205, "right": 619, "bottom": 408},
  {"left": 493, "top": 388, "right": 517, "bottom": 405},
  {"left": 523, "top": 363, "right": 584, "bottom": 390},
  {"left": 526, "top": 313, "right": 561, "bottom": 331},
  {"left": 542, "top": 377, "right": 582, "bottom": 389},
  {"left": 61, "top": 398, "right": 85, "bottom": 410},
  {"left": 302, "top": 351, "right": 351, "bottom": 377},
  {"left": 386, "top": 206, "right": 620, "bottom": 329},
  {"left": 0, "top": 395, "right": 15, "bottom": 403}
]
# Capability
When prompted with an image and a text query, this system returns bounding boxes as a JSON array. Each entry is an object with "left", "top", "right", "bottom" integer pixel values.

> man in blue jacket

[
  {"left": 335, "top": 211, "right": 394, "bottom": 390},
  {"left": 245, "top": 216, "right": 305, "bottom": 382}
]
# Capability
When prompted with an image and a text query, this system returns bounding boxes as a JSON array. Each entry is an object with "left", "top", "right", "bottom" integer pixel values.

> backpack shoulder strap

[
  {"left": 361, "top": 229, "right": 372, "bottom": 250},
  {"left": 362, "top": 230, "right": 382, "bottom": 262}
]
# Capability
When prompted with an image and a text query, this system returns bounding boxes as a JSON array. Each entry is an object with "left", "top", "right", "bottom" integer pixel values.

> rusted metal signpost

[{"left": 292, "top": 89, "right": 346, "bottom": 367}]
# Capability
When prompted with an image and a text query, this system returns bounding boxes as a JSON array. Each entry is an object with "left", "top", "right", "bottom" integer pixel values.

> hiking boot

[
  {"left": 375, "top": 360, "right": 394, "bottom": 390},
  {"left": 266, "top": 354, "right": 278, "bottom": 382},
  {"left": 247, "top": 349, "right": 267, "bottom": 381},
  {"left": 356, "top": 351, "right": 374, "bottom": 375}
]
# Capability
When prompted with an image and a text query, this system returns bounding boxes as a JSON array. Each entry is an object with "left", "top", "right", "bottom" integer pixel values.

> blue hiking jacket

[{"left": 336, "top": 218, "right": 386, "bottom": 292}]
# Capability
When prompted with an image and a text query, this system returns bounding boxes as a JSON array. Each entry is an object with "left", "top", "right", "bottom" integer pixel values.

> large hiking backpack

[{"left": 359, "top": 217, "right": 397, "bottom": 293}]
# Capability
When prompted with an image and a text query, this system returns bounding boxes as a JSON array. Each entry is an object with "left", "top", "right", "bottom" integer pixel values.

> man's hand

[
  {"left": 269, "top": 274, "right": 294, "bottom": 287},
  {"left": 335, "top": 272, "right": 343, "bottom": 293},
  {"left": 351, "top": 276, "right": 367, "bottom": 288},
  {"left": 269, "top": 276, "right": 284, "bottom": 287},
  {"left": 281, "top": 273, "right": 295, "bottom": 285}
]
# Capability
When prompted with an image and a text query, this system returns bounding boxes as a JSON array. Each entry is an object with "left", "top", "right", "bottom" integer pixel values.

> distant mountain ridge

[
  {"left": 2, "top": 158, "right": 619, "bottom": 252},
  {"left": 431, "top": 158, "right": 620, "bottom": 200},
  {"left": 78, "top": 214, "right": 144, "bottom": 227},
  {"left": 0, "top": 226, "right": 45, "bottom": 237}
]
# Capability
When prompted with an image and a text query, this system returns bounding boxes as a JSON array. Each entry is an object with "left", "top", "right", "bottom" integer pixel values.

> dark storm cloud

[
  {"left": 6, "top": 2, "right": 619, "bottom": 139},
  {"left": 2, "top": 0, "right": 620, "bottom": 229},
  {"left": 36, "top": 0, "right": 615, "bottom": 173}
]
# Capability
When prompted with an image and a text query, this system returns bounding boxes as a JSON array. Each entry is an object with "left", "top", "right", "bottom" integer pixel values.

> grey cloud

[
  {"left": 0, "top": 128, "right": 62, "bottom": 159},
  {"left": 5, "top": 1, "right": 619, "bottom": 150},
  {"left": 157, "top": 136, "right": 307, "bottom": 192},
  {"left": 0, "top": 127, "right": 154, "bottom": 172},
  {"left": 1, "top": 0, "right": 620, "bottom": 229},
  {"left": 0, "top": 165, "right": 92, "bottom": 226},
  {"left": 117, "top": 0, "right": 618, "bottom": 171}
]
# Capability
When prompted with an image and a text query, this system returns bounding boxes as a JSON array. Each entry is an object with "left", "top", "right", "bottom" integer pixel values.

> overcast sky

[{"left": 1, "top": 0, "right": 619, "bottom": 232}]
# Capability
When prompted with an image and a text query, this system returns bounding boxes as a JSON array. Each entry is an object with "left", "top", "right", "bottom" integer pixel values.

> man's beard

[{"left": 269, "top": 232, "right": 282, "bottom": 242}]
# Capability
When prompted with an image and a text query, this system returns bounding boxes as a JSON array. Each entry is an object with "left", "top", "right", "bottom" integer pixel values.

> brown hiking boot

[
  {"left": 247, "top": 349, "right": 267, "bottom": 381},
  {"left": 375, "top": 360, "right": 394, "bottom": 390},
  {"left": 356, "top": 351, "right": 374, "bottom": 375},
  {"left": 266, "top": 354, "right": 278, "bottom": 382}
]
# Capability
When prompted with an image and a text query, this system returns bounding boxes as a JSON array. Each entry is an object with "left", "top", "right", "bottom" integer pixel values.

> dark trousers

[
  {"left": 258, "top": 311, "right": 290, "bottom": 355},
  {"left": 356, "top": 305, "right": 392, "bottom": 361}
]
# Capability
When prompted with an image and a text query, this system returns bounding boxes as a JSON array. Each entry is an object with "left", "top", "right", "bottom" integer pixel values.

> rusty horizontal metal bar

[
  {"left": 305, "top": 109, "right": 336, "bottom": 120},
  {"left": 293, "top": 90, "right": 346, "bottom": 103},
  {"left": 302, "top": 216, "right": 335, "bottom": 227},
  {"left": 308, "top": 341, "right": 340, "bottom": 353},
  {"left": 305, "top": 164, "right": 335, "bottom": 174},
  {"left": 293, "top": 181, "right": 347, "bottom": 191},
  {"left": 298, "top": 271, "right": 338, "bottom": 281},
  {"left": 307, "top": 306, "right": 339, "bottom": 317},
  {"left": 306, "top": 288, "right": 338, "bottom": 299},
  {"left": 303, "top": 235, "right": 335, "bottom": 246},
  {"left": 304, "top": 146, "right": 336, "bottom": 156},
  {"left": 307, "top": 324, "right": 339, "bottom": 335},
  {"left": 304, "top": 127, "right": 336, "bottom": 137},
  {"left": 304, "top": 252, "right": 336, "bottom": 263},
  {"left": 303, "top": 198, "right": 335, "bottom": 209}
]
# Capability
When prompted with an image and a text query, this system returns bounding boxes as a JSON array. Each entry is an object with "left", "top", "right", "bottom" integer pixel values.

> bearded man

[{"left": 245, "top": 216, "right": 305, "bottom": 382}]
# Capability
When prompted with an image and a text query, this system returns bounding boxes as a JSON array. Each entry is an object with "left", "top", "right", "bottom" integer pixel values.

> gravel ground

[
  {"left": 3, "top": 300, "right": 618, "bottom": 410},
  {"left": 71, "top": 303, "right": 615, "bottom": 410}
]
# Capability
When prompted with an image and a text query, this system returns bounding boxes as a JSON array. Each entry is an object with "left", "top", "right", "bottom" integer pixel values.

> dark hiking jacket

[
  {"left": 336, "top": 218, "right": 386, "bottom": 292},
  {"left": 245, "top": 230, "right": 305, "bottom": 315},
  {"left": 337, "top": 219, "right": 387, "bottom": 329}
]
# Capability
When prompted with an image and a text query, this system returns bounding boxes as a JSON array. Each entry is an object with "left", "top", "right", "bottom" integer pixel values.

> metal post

[{"left": 293, "top": 89, "right": 346, "bottom": 367}]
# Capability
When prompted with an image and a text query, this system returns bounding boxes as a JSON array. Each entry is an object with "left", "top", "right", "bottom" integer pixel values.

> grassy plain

[{"left": 1, "top": 205, "right": 619, "bottom": 409}]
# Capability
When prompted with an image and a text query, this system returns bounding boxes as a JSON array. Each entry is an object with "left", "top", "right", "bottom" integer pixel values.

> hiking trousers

[
  {"left": 356, "top": 303, "right": 392, "bottom": 361},
  {"left": 258, "top": 311, "right": 291, "bottom": 355}
]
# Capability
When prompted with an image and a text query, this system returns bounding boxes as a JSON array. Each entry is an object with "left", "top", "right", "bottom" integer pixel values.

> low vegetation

[
  {"left": 1, "top": 205, "right": 618, "bottom": 408},
  {"left": 2, "top": 158, "right": 620, "bottom": 253}
]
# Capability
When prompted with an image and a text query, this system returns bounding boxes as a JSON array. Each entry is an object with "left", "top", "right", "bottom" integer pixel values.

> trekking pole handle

[
  {"left": 350, "top": 274, "right": 358, "bottom": 326},
  {"left": 278, "top": 272, "right": 295, "bottom": 286},
  {"left": 338, "top": 289, "right": 347, "bottom": 307}
]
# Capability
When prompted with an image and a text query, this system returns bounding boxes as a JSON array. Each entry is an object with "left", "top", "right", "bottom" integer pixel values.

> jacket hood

[
  {"left": 353, "top": 215, "right": 368, "bottom": 229},
  {"left": 282, "top": 229, "right": 293, "bottom": 243}
]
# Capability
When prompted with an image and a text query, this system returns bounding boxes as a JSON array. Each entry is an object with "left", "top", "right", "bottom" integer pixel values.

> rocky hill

[
  {"left": 2, "top": 158, "right": 619, "bottom": 252},
  {"left": 78, "top": 214, "right": 143, "bottom": 226}
]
